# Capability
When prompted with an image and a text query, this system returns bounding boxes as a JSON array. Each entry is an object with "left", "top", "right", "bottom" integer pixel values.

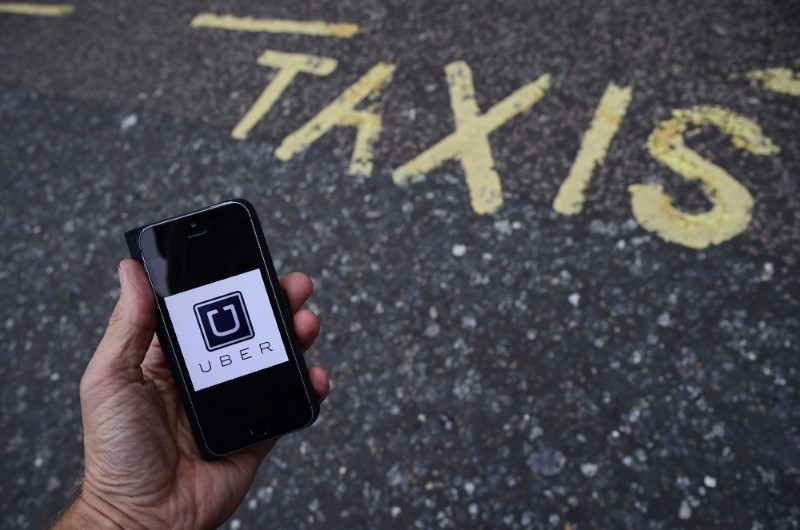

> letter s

[{"left": 629, "top": 106, "right": 778, "bottom": 249}]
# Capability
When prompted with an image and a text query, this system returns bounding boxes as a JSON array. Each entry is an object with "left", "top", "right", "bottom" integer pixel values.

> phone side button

[{"left": 248, "top": 417, "right": 269, "bottom": 436}]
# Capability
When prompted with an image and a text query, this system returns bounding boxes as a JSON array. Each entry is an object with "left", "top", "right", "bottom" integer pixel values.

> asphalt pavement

[{"left": 1, "top": 1, "right": 799, "bottom": 528}]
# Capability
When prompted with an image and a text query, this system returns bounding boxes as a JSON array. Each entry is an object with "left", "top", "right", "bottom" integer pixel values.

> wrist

[{"left": 54, "top": 490, "right": 134, "bottom": 529}]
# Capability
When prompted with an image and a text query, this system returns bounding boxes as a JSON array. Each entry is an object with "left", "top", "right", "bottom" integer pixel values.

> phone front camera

[{"left": 191, "top": 222, "right": 197, "bottom": 228}]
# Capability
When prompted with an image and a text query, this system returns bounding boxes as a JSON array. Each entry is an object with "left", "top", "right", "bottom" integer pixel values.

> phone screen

[{"left": 137, "top": 201, "right": 316, "bottom": 455}]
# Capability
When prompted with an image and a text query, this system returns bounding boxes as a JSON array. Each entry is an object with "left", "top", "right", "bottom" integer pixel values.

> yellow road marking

[
  {"left": 748, "top": 68, "right": 800, "bottom": 96},
  {"left": 232, "top": 51, "right": 338, "bottom": 140},
  {"left": 0, "top": 2, "right": 72, "bottom": 15},
  {"left": 190, "top": 13, "right": 359, "bottom": 38},
  {"left": 393, "top": 62, "right": 551, "bottom": 215},
  {"left": 553, "top": 82, "right": 632, "bottom": 215},
  {"left": 630, "top": 106, "right": 779, "bottom": 249},
  {"left": 275, "top": 63, "right": 396, "bottom": 176}
]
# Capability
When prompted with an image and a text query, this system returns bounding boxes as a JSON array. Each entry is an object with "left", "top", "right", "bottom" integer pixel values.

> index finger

[{"left": 279, "top": 272, "right": 313, "bottom": 313}]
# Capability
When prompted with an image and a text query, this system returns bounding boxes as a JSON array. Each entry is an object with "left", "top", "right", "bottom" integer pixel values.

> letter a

[{"left": 275, "top": 63, "right": 396, "bottom": 176}]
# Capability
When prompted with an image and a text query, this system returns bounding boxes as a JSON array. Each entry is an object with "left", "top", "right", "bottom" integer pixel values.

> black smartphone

[{"left": 125, "top": 199, "right": 319, "bottom": 459}]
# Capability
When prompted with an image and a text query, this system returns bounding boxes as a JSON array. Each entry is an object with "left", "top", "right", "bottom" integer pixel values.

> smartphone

[{"left": 125, "top": 199, "right": 319, "bottom": 459}]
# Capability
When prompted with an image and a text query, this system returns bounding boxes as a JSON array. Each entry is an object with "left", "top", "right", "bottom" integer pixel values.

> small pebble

[
  {"left": 120, "top": 114, "right": 138, "bottom": 131},
  {"left": 568, "top": 293, "right": 580, "bottom": 307},
  {"left": 679, "top": 500, "right": 692, "bottom": 520},
  {"left": 581, "top": 463, "right": 598, "bottom": 477}
]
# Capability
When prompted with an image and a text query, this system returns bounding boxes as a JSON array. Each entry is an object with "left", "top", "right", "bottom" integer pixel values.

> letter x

[{"left": 393, "top": 61, "right": 551, "bottom": 215}]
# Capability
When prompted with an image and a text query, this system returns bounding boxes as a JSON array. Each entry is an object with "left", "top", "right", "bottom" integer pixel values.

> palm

[{"left": 82, "top": 336, "right": 273, "bottom": 529}]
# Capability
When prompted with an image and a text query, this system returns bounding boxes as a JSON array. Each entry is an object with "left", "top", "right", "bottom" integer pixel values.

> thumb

[{"left": 88, "top": 259, "right": 156, "bottom": 381}]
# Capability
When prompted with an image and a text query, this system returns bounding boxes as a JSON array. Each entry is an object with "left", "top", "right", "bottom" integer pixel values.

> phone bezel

[{"left": 135, "top": 200, "right": 318, "bottom": 458}]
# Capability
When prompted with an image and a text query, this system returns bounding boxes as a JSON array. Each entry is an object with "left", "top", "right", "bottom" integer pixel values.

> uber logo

[{"left": 194, "top": 291, "right": 254, "bottom": 351}]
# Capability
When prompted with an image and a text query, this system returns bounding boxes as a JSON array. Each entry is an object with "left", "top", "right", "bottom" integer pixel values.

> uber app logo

[
  {"left": 166, "top": 270, "right": 289, "bottom": 391},
  {"left": 194, "top": 291, "right": 254, "bottom": 351}
]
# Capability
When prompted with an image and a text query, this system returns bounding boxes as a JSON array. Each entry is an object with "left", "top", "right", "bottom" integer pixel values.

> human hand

[{"left": 54, "top": 259, "right": 328, "bottom": 529}]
